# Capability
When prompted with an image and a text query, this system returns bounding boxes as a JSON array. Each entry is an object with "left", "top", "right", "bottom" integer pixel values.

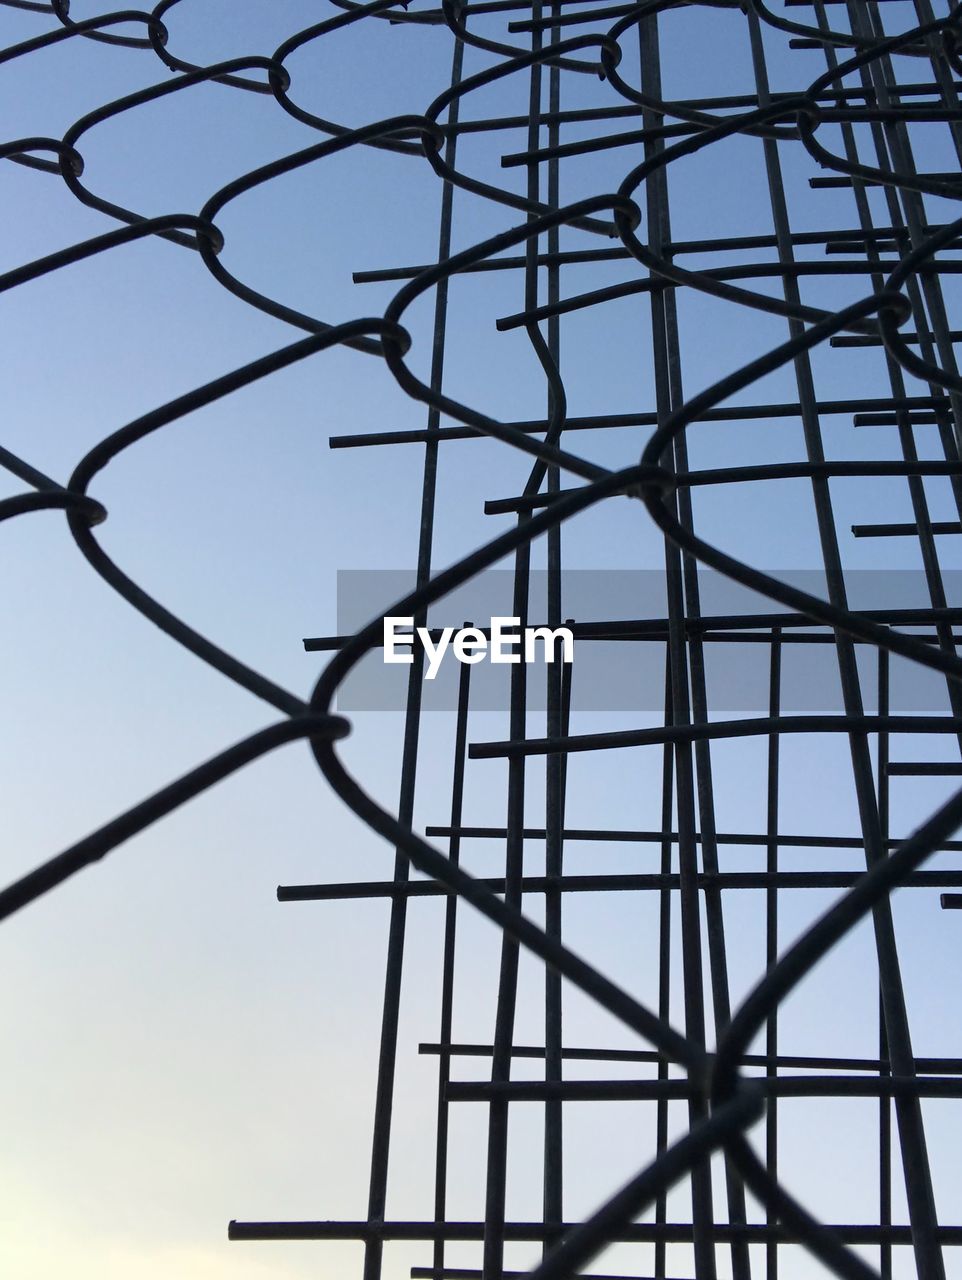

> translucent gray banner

[{"left": 330, "top": 569, "right": 962, "bottom": 712}]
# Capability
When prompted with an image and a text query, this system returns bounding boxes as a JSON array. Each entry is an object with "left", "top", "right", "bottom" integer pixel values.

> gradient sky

[{"left": 2, "top": 2, "right": 962, "bottom": 1278}]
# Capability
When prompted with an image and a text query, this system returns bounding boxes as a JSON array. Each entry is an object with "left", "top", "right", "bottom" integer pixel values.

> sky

[{"left": 2, "top": 1, "right": 962, "bottom": 1279}]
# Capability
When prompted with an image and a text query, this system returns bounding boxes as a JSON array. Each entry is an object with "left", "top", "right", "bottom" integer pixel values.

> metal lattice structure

[{"left": 6, "top": 2, "right": 962, "bottom": 1280}]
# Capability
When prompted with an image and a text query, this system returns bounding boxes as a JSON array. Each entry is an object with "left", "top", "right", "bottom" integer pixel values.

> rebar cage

[{"left": 4, "top": 1, "right": 962, "bottom": 1279}]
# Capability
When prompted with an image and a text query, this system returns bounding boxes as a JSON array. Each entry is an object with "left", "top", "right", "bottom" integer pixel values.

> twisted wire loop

[{"left": 2, "top": 0, "right": 962, "bottom": 1277}]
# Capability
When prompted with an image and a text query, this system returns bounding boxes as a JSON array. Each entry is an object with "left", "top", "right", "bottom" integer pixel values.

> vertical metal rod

[
  {"left": 654, "top": 656, "right": 675, "bottom": 1280},
  {"left": 542, "top": 0, "right": 565, "bottom": 1246},
  {"left": 812, "top": 0, "right": 962, "bottom": 737},
  {"left": 745, "top": 12, "right": 945, "bottom": 1277},
  {"left": 363, "top": 37, "right": 465, "bottom": 1280},
  {"left": 482, "top": 519, "right": 533, "bottom": 1280},
  {"left": 638, "top": 14, "right": 717, "bottom": 1277},
  {"left": 664, "top": 176, "right": 753, "bottom": 1280},
  {"left": 765, "top": 628, "right": 781, "bottom": 1280},
  {"left": 878, "top": 649, "right": 893, "bottom": 1280},
  {"left": 482, "top": 20, "right": 543, "bottom": 1275},
  {"left": 433, "top": 652, "right": 474, "bottom": 1277},
  {"left": 843, "top": 0, "right": 962, "bottom": 746},
  {"left": 856, "top": 0, "right": 962, "bottom": 455}
]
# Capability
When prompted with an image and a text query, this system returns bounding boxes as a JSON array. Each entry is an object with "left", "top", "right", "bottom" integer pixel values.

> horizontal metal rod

[
  {"left": 439, "top": 80, "right": 962, "bottom": 139},
  {"left": 836, "top": 334, "right": 962, "bottom": 349},
  {"left": 424, "top": 824, "right": 962, "bottom": 851},
  {"left": 495, "top": 261, "right": 962, "bottom": 332},
  {"left": 404, "top": 0, "right": 624, "bottom": 19},
  {"left": 501, "top": 110, "right": 962, "bottom": 166},
  {"left": 410, "top": 1270, "right": 667, "bottom": 1280},
  {"left": 508, "top": 0, "right": 638, "bottom": 33},
  {"left": 852, "top": 522, "right": 962, "bottom": 537},
  {"left": 306, "top": 607, "right": 962, "bottom": 652},
  {"left": 470, "top": 716, "right": 962, "bottom": 760},
  {"left": 353, "top": 224, "right": 946, "bottom": 283},
  {"left": 417, "top": 1041, "right": 962, "bottom": 1074},
  {"left": 327, "top": 395, "right": 948, "bottom": 448},
  {"left": 853, "top": 413, "right": 945, "bottom": 425},
  {"left": 784, "top": 0, "right": 909, "bottom": 5},
  {"left": 888, "top": 763, "right": 962, "bottom": 776},
  {"left": 277, "top": 869, "right": 962, "bottom": 902},
  {"left": 304, "top": 625, "right": 962, "bottom": 650},
  {"left": 227, "top": 1220, "right": 962, "bottom": 1244},
  {"left": 463, "top": 0, "right": 621, "bottom": 14},
  {"left": 446, "top": 1075, "right": 962, "bottom": 1102},
  {"left": 488, "top": 482, "right": 958, "bottom": 516}
]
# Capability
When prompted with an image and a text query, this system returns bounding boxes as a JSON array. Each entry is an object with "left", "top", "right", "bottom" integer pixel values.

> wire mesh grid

[{"left": 4, "top": 1, "right": 962, "bottom": 1279}]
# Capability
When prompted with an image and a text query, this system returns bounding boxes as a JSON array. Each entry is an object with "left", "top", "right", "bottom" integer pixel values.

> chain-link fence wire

[{"left": 4, "top": 1, "right": 962, "bottom": 1278}]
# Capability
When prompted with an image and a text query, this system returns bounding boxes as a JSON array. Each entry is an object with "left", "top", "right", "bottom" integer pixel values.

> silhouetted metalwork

[{"left": 2, "top": 2, "right": 962, "bottom": 1280}]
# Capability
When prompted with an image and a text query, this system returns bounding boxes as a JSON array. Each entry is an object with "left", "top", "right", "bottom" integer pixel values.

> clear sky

[{"left": 2, "top": 2, "right": 962, "bottom": 1279}]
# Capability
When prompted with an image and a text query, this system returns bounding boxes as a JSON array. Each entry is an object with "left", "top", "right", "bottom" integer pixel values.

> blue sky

[{"left": 2, "top": 2, "right": 962, "bottom": 1279}]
